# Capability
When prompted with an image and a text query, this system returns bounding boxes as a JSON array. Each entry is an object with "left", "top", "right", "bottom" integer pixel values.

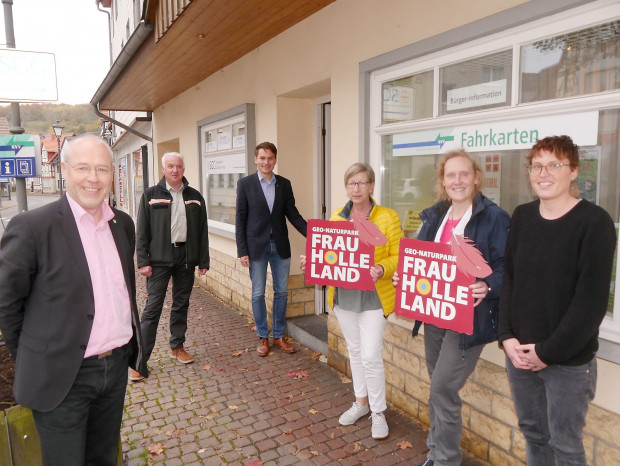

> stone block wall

[
  {"left": 328, "top": 313, "right": 620, "bottom": 465},
  {"left": 198, "top": 248, "right": 315, "bottom": 325}
]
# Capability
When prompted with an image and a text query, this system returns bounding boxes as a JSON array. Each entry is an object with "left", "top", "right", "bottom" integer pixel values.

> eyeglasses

[
  {"left": 69, "top": 165, "right": 112, "bottom": 176},
  {"left": 346, "top": 181, "right": 371, "bottom": 189},
  {"left": 527, "top": 162, "right": 570, "bottom": 176}
]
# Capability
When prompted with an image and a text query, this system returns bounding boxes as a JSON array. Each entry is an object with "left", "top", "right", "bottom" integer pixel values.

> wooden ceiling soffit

[{"left": 99, "top": 0, "right": 335, "bottom": 112}]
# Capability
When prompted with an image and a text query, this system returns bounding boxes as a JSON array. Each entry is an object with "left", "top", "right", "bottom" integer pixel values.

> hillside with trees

[{"left": 0, "top": 103, "right": 101, "bottom": 136}]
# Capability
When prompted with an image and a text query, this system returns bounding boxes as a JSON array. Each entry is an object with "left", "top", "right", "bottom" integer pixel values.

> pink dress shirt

[{"left": 66, "top": 194, "right": 133, "bottom": 358}]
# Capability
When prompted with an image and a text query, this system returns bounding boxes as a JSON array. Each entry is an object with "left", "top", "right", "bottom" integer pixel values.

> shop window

[
  {"left": 382, "top": 71, "right": 433, "bottom": 124},
  {"left": 369, "top": 3, "right": 620, "bottom": 353},
  {"left": 439, "top": 50, "right": 512, "bottom": 116},
  {"left": 198, "top": 104, "right": 255, "bottom": 237},
  {"left": 520, "top": 20, "right": 620, "bottom": 104}
]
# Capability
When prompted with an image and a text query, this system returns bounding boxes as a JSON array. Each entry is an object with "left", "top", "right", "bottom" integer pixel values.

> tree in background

[{"left": 0, "top": 103, "right": 101, "bottom": 135}]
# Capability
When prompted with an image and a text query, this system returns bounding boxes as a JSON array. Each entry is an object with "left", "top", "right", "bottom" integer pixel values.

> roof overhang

[{"left": 93, "top": 0, "right": 335, "bottom": 112}]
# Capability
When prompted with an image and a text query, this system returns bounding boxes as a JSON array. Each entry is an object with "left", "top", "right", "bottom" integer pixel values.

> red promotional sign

[
  {"left": 394, "top": 238, "right": 475, "bottom": 334},
  {"left": 305, "top": 219, "right": 376, "bottom": 291}
]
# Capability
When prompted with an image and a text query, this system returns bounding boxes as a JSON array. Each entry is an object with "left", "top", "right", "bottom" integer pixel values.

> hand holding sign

[{"left": 394, "top": 235, "right": 491, "bottom": 335}]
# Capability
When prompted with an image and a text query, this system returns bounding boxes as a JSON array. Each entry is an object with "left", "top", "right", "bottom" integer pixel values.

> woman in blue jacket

[{"left": 400, "top": 150, "right": 510, "bottom": 466}]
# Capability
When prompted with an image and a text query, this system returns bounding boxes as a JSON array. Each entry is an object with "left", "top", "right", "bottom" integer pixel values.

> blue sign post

[{"left": 0, "top": 135, "right": 39, "bottom": 178}]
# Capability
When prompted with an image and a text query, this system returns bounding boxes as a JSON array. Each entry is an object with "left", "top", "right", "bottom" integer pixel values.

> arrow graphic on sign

[
  {"left": 393, "top": 133, "right": 455, "bottom": 150},
  {"left": 0, "top": 146, "right": 22, "bottom": 156}
]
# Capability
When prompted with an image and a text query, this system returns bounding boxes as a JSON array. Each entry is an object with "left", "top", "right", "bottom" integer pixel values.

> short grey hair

[
  {"left": 161, "top": 152, "right": 184, "bottom": 168},
  {"left": 61, "top": 133, "right": 113, "bottom": 164},
  {"left": 343, "top": 162, "right": 375, "bottom": 185}
]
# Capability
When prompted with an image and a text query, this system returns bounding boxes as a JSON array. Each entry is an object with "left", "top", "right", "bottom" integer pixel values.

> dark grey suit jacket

[
  {"left": 235, "top": 173, "right": 307, "bottom": 261},
  {"left": 0, "top": 196, "right": 147, "bottom": 412}
]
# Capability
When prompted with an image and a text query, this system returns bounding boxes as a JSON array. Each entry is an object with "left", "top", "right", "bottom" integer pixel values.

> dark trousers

[
  {"left": 32, "top": 346, "right": 128, "bottom": 466},
  {"left": 141, "top": 246, "right": 195, "bottom": 360}
]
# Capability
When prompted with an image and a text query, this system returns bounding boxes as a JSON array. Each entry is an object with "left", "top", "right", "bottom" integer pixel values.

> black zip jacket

[{"left": 137, "top": 176, "right": 210, "bottom": 270}]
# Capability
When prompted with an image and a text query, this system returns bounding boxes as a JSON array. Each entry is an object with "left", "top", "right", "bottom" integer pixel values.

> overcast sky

[{"left": 1, "top": 0, "right": 111, "bottom": 105}]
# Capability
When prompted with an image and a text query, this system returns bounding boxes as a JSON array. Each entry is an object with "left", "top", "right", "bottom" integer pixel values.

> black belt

[{"left": 172, "top": 242, "right": 186, "bottom": 247}]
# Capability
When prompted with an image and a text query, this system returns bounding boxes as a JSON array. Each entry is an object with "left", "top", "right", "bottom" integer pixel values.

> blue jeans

[
  {"left": 249, "top": 240, "right": 291, "bottom": 339},
  {"left": 32, "top": 346, "right": 128, "bottom": 466},
  {"left": 506, "top": 356, "right": 596, "bottom": 466}
]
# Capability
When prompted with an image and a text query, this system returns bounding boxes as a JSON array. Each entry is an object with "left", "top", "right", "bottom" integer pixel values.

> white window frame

[
  {"left": 368, "top": 0, "right": 620, "bottom": 352},
  {"left": 197, "top": 103, "right": 255, "bottom": 239}
]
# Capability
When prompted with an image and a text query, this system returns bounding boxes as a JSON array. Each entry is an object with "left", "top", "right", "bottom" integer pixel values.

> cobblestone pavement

[{"left": 123, "top": 278, "right": 487, "bottom": 465}]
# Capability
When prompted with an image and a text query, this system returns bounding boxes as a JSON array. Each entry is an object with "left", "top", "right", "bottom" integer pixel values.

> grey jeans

[
  {"left": 424, "top": 324, "right": 484, "bottom": 466},
  {"left": 506, "top": 356, "right": 596, "bottom": 466}
]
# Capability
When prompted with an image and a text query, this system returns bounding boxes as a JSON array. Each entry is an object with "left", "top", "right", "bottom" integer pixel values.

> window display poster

[
  {"left": 383, "top": 85, "right": 414, "bottom": 121},
  {"left": 217, "top": 128, "right": 232, "bottom": 150},
  {"left": 205, "top": 152, "right": 246, "bottom": 175},
  {"left": 480, "top": 153, "right": 501, "bottom": 205},
  {"left": 576, "top": 147, "right": 600, "bottom": 204},
  {"left": 403, "top": 210, "right": 422, "bottom": 236},
  {"left": 304, "top": 219, "right": 376, "bottom": 291},
  {"left": 394, "top": 238, "right": 475, "bottom": 334},
  {"left": 233, "top": 135, "right": 245, "bottom": 149}
]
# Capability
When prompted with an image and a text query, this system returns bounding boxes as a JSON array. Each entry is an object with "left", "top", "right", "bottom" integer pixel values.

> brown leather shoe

[
  {"left": 273, "top": 337, "right": 296, "bottom": 353},
  {"left": 171, "top": 347, "right": 194, "bottom": 364},
  {"left": 257, "top": 338, "right": 269, "bottom": 357},
  {"left": 129, "top": 369, "right": 145, "bottom": 382}
]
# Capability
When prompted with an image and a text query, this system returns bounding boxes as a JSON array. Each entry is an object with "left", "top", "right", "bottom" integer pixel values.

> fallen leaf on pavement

[
  {"left": 311, "top": 352, "right": 321, "bottom": 360},
  {"left": 202, "top": 364, "right": 212, "bottom": 370},
  {"left": 309, "top": 408, "right": 318, "bottom": 414},
  {"left": 287, "top": 370, "right": 310, "bottom": 379},
  {"left": 228, "top": 405, "right": 238, "bottom": 410},
  {"left": 216, "top": 367, "right": 226, "bottom": 371},
  {"left": 353, "top": 441, "right": 362, "bottom": 452},
  {"left": 231, "top": 351, "right": 243, "bottom": 357},
  {"left": 147, "top": 442, "right": 164, "bottom": 456},
  {"left": 284, "top": 429, "right": 293, "bottom": 435},
  {"left": 396, "top": 441, "right": 413, "bottom": 450},
  {"left": 251, "top": 325, "right": 257, "bottom": 332},
  {"left": 247, "top": 461, "right": 264, "bottom": 466}
]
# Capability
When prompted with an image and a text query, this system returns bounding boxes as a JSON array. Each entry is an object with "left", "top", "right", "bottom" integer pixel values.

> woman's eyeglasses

[{"left": 527, "top": 162, "right": 570, "bottom": 176}]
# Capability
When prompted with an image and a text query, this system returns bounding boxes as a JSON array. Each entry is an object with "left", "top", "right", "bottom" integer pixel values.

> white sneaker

[
  {"left": 371, "top": 412, "right": 389, "bottom": 439},
  {"left": 338, "top": 402, "right": 370, "bottom": 425}
]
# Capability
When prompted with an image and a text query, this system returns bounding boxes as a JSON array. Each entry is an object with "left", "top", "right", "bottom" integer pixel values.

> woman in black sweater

[{"left": 498, "top": 135, "right": 616, "bottom": 466}]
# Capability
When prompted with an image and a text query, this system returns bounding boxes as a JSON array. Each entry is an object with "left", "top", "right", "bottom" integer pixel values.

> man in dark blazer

[
  {"left": 0, "top": 134, "right": 147, "bottom": 465},
  {"left": 236, "top": 142, "right": 307, "bottom": 356}
]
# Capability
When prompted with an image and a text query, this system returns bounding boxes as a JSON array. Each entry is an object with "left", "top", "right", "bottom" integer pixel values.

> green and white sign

[
  {"left": 0, "top": 134, "right": 41, "bottom": 177},
  {"left": 393, "top": 112, "right": 599, "bottom": 156}
]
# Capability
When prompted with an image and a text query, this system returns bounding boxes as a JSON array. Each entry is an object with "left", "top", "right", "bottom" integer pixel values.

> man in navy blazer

[
  {"left": 0, "top": 134, "right": 147, "bottom": 465},
  {"left": 236, "top": 142, "right": 307, "bottom": 356}
]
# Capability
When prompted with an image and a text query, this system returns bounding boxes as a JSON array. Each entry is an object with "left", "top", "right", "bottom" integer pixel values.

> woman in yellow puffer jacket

[{"left": 304, "top": 162, "right": 403, "bottom": 440}]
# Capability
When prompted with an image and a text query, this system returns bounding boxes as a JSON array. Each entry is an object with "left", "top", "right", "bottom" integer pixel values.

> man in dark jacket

[
  {"left": 236, "top": 142, "right": 307, "bottom": 356},
  {"left": 0, "top": 134, "right": 147, "bottom": 465},
  {"left": 131, "top": 152, "right": 210, "bottom": 381}
]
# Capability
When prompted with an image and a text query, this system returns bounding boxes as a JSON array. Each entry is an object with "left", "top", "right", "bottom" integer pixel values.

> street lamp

[{"left": 52, "top": 120, "right": 64, "bottom": 195}]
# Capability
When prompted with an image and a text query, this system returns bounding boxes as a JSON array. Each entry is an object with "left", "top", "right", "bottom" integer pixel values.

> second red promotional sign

[{"left": 394, "top": 238, "right": 475, "bottom": 334}]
